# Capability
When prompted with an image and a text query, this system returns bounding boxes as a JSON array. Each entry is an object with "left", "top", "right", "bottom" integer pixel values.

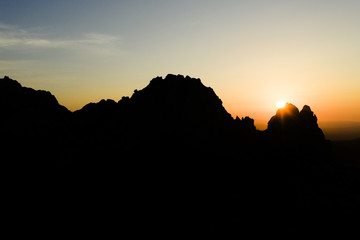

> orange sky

[{"left": 1, "top": 1, "right": 360, "bottom": 126}]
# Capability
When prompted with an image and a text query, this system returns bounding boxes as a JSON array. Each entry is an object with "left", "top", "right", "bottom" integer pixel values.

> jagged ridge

[
  {"left": 0, "top": 74, "right": 325, "bottom": 146},
  {"left": 1, "top": 75, "right": 358, "bottom": 238}
]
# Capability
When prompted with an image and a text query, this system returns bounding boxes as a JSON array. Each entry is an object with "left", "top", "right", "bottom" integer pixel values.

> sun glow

[{"left": 276, "top": 100, "right": 287, "bottom": 109}]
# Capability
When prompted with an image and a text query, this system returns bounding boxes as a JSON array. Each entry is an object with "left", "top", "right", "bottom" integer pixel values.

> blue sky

[{"left": 1, "top": 0, "right": 360, "bottom": 125}]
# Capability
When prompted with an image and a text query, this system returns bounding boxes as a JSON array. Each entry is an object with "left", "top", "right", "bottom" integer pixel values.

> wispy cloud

[
  {"left": 0, "top": 23, "right": 20, "bottom": 30},
  {"left": 0, "top": 22, "right": 121, "bottom": 50}
]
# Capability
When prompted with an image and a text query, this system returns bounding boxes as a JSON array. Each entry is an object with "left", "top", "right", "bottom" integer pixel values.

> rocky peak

[
  {"left": 299, "top": 105, "right": 319, "bottom": 128},
  {"left": 267, "top": 102, "right": 325, "bottom": 143},
  {"left": 0, "top": 76, "right": 22, "bottom": 89},
  {"left": 130, "top": 74, "right": 233, "bottom": 124},
  {"left": 268, "top": 103, "right": 300, "bottom": 131},
  {"left": 235, "top": 116, "right": 256, "bottom": 131}
]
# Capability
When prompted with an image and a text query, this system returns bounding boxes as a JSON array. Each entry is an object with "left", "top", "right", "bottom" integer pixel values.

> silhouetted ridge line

[
  {"left": 2, "top": 75, "right": 359, "bottom": 238},
  {"left": 1, "top": 75, "right": 329, "bottom": 158},
  {"left": 130, "top": 74, "right": 233, "bottom": 124}
]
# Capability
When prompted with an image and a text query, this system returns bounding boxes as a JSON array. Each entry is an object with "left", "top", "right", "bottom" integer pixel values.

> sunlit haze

[
  {"left": 276, "top": 100, "right": 287, "bottom": 109},
  {"left": 1, "top": 1, "right": 360, "bottom": 129}
]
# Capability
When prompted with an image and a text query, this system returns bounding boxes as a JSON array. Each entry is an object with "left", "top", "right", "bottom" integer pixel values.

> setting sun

[{"left": 276, "top": 100, "right": 287, "bottom": 109}]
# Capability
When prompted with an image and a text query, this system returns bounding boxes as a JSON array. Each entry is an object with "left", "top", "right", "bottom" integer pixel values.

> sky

[{"left": 1, "top": 0, "right": 360, "bottom": 128}]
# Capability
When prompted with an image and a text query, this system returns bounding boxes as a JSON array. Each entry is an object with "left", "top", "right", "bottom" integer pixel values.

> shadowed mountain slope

[{"left": 1, "top": 75, "right": 358, "bottom": 238}]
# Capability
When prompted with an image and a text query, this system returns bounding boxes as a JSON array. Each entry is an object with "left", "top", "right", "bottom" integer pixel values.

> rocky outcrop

[{"left": 267, "top": 103, "right": 325, "bottom": 144}]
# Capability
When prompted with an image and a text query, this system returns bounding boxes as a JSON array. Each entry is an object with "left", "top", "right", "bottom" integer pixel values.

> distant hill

[
  {"left": 319, "top": 121, "right": 360, "bottom": 140},
  {"left": 331, "top": 138, "right": 360, "bottom": 167}
]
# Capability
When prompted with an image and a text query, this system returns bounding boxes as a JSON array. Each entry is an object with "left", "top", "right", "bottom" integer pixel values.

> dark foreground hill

[{"left": 1, "top": 75, "right": 359, "bottom": 238}]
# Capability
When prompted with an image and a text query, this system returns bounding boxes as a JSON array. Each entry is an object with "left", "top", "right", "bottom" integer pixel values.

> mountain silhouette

[
  {"left": 0, "top": 76, "right": 69, "bottom": 115},
  {"left": 73, "top": 74, "right": 236, "bottom": 140},
  {"left": 1, "top": 75, "right": 358, "bottom": 238},
  {"left": 267, "top": 103, "right": 325, "bottom": 144},
  {"left": 0, "top": 76, "right": 71, "bottom": 170},
  {"left": 71, "top": 74, "right": 258, "bottom": 165},
  {"left": 0, "top": 76, "right": 70, "bottom": 134}
]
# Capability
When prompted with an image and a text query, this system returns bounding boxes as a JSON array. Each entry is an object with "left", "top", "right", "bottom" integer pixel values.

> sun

[{"left": 276, "top": 100, "right": 287, "bottom": 109}]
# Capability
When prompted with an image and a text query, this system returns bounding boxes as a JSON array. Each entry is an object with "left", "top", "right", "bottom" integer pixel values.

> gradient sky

[{"left": 1, "top": 0, "right": 360, "bottom": 127}]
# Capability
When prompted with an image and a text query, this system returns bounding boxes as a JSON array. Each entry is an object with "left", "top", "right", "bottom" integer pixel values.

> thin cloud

[
  {"left": 82, "top": 33, "right": 120, "bottom": 45},
  {"left": 0, "top": 22, "right": 121, "bottom": 49},
  {"left": 0, "top": 22, "right": 18, "bottom": 30}
]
